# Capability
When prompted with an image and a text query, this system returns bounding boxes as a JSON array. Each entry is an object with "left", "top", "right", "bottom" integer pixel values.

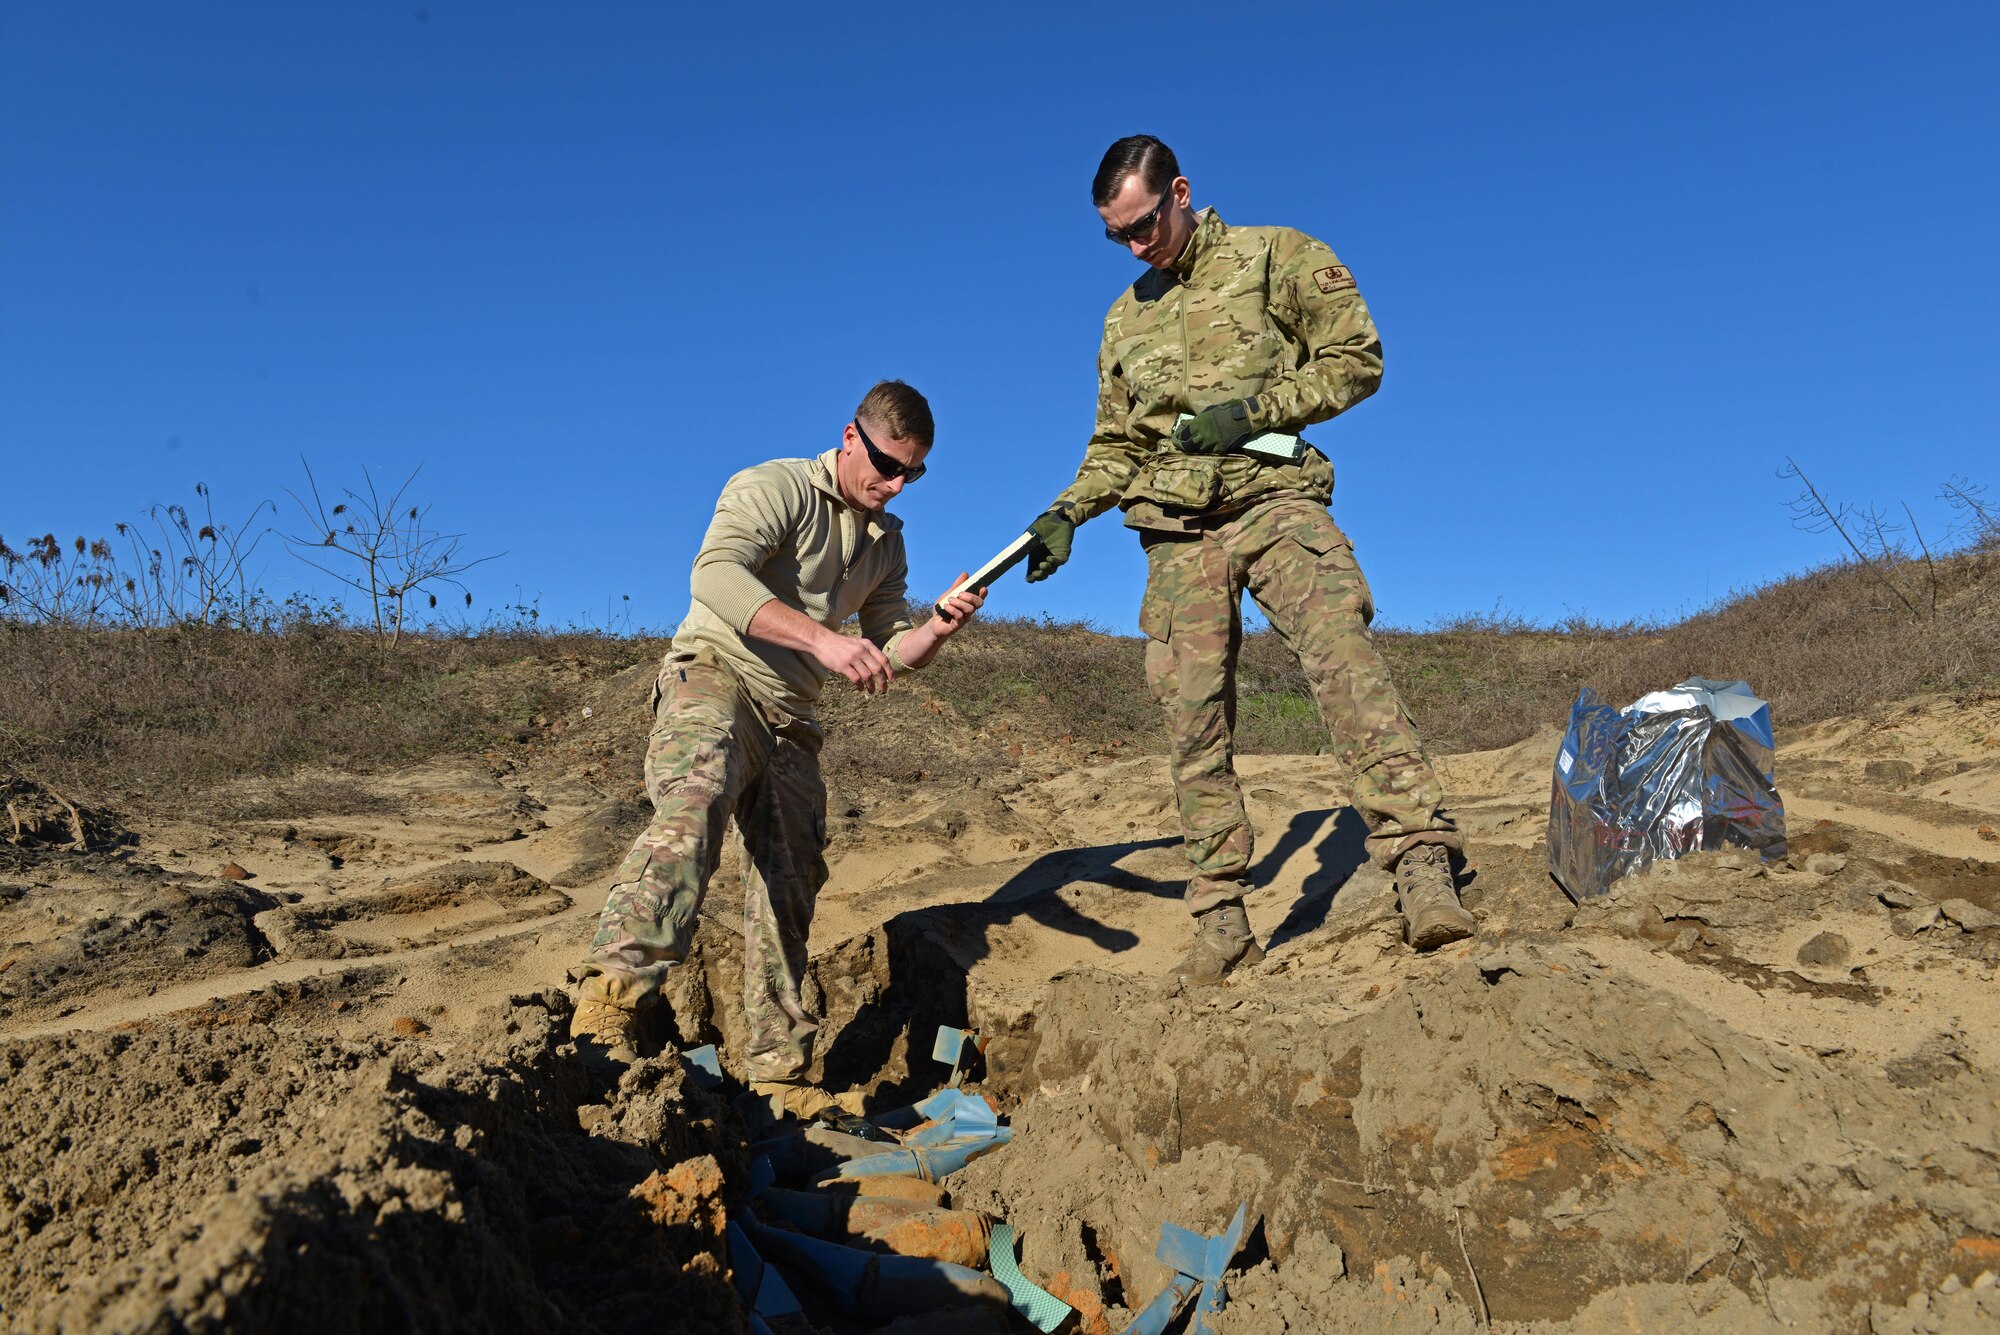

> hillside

[{"left": 2, "top": 550, "right": 1997, "bottom": 1333}]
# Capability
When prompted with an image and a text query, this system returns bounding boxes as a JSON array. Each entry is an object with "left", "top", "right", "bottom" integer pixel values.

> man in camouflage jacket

[{"left": 1026, "top": 136, "right": 1474, "bottom": 982}]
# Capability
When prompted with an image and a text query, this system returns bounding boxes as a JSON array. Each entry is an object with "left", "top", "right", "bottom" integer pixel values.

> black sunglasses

[
  {"left": 852, "top": 418, "right": 926, "bottom": 482},
  {"left": 1104, "top": 187, "right": 1174, "bottom": 245}
]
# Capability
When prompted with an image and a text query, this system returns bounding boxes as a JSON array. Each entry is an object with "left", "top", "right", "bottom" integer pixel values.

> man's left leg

[
  {"left": 1243, "top": 502, "right": 1474, "bottom": 950},
  {"left": 731, "top": 725, "right": 831, "bottom": 1086}
]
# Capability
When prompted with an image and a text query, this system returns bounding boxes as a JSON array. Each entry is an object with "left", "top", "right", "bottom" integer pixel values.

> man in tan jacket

[{"left": 572, "top": 380, "right": 983, "bottom": 1115}]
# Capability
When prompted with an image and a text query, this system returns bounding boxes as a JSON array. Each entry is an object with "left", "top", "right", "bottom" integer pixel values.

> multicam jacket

[{"left": 1054, "top": 208, "right": 1384, "bottom": 532}]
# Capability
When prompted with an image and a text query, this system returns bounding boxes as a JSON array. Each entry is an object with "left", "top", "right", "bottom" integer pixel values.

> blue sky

[{"left": 3, "top": 2, "right": 1994, "bottom": 635}]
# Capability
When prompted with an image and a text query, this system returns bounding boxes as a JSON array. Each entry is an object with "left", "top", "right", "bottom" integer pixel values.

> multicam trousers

[
  {"left": 1139, "top": 497, "right": 1460, "bottom": 913},
  {"left": 575, "top": 650, "right": 828, "bottom": 1082}
]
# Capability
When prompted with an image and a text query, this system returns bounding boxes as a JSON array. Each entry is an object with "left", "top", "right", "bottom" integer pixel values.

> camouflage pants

[
  {"left": 575, "top": 651, "right": 828, "bottom": 1082},
  {"left": 1140, "top": 497, "right": 1459, "bottom": 913}
]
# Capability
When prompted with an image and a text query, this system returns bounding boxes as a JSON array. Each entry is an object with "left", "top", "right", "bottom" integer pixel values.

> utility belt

[{"left": 1132, "top": 424, "right": 1313, "bottom": 512}]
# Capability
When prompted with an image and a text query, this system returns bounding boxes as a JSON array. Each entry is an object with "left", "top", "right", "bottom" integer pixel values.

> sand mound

[
  {"left": 3, "top": 685, "right": 1996, "bottom": 1331},
  {"left": 1, "top": 993, "right": 740, "bottom": 1333}
]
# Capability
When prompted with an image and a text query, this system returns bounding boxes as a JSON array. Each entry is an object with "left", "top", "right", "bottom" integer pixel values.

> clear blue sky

[{"left": 3, "top": 2, "right": 1994, "bottom": 635}]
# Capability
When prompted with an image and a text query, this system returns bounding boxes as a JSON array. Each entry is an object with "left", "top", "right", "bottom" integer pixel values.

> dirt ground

[{"left": 4, "top": 666, "right": 1998, "bottom": 1333}]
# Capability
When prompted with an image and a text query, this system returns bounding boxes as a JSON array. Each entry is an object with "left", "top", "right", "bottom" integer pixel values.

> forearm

[
  {"left": 1056, "top": 336, "right": 1143, "bottom": 520},
  {"left": 893, "top": 622, "right": 945, "bottom": 670},
  {"left": 745, "top": 598, "right": 838, "bottom": 660},
  {"left": 1052, "top": 435, "right": 1143, "bottom": 521},
  {"left": 870, "top": 578, "right": 983, "bottom": 669}
]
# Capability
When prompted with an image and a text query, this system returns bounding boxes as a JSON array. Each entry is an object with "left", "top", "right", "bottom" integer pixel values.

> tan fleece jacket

[{"left": 668, "top": 449, "right": 914, "bottom": 719}]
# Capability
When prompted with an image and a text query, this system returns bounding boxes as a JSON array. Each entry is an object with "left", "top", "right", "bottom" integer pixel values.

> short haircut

[
  {"left": 855, "top": 379, "right": 934, "bottom": 448},
  {"left": 1092, "top": 135, "right": 1180, "bottom": 207}
]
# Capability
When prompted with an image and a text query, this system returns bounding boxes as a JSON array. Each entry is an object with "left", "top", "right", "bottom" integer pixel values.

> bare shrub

[
  {"left": 0, "top": 533, "right": 123, "bottom": 624},
  {"left": 1781, "top": 457, "right": 1934, "bottom": 619},
  {"left": 1, "top": 484, "right": 273, "bottom": 628},
  {"left": 1942, "top": 478, "right": 2000, "bottom": 552},
  {"left": 280, "top": 461, "right": 500, "bottom": 647}
]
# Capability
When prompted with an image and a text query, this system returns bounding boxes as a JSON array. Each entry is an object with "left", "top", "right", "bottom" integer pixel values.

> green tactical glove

[
  {"left": 1024, "top": 504, "right": 1077, "bottom": 584},
  {"left": 1172, "top": 396, "right": 1262, "bottom": 455}
]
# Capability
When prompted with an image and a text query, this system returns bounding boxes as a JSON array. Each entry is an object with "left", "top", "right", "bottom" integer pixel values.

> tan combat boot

[
  {"left": 1397, "top": 844, "right": 1476, "bottom": 951},
  {"left": 1173, "top": 899, "right": 1265, "bottom": 986},
  {"left": 749, "top": 1081, "right": 884, "bottom": 1140},
  {"left": 571, "top": 974, "right": 641, "bottom": 1065}
]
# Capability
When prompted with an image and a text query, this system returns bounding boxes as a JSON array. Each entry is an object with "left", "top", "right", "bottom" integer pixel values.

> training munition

[
  {"left": 758, "top": 1189, "right": 995, "bottom": 1267},
  {"left": 725, "top": 1220, "right": 804, "bottom": 1326},
  {"left": 1122, "top": 1273, "right": 1201, "bottom": 1335},
  {"left": 873, "top": 1082, "right": 997, "bottom": 1133},
  {"left": 812, "top": 1174, "right": 950, "bottom": 1207},
  {"left": 749, "top": 1218, "right": 1010, "bottom": 1321},
  {"left": 1154, "top": 1202, "right": 1249, "bottom": 1335},
  {"left": 755, "top": 1124, "right": 919, "bottom": 1188},
  {"left": 803, "top": 1125, "right": 904, "bottom": 1160}
]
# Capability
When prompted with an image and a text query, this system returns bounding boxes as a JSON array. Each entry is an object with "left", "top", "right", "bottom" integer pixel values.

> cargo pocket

[
  {"left": 1137, "top": 580, "right": 1177, "bottom": 709},
  {"left": 1290, "top": 523, "right": 1373, "bottom": 626},
  {"left": 1135, "top": 455, "right": 1222, "bottom": 511},
  {"left": 1138, "top": 581, "right": 1175, "bottom": 642}
]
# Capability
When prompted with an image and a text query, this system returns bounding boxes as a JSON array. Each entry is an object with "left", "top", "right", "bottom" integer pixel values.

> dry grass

[
  {"left": 909, "top": 615, "right": 1157, "bottom": 744},
  {"left": 4, "top": 551, "right": 1994, "bottom": 815},
  {"left": 0, "top": 616, "right": 653, "bottom": 810},
  {"left": 886, "top": 549, "right": 2000, "bottom": 757},
  {"left": 1387, "top": 548, "right": 2000, "bottom": 753}
]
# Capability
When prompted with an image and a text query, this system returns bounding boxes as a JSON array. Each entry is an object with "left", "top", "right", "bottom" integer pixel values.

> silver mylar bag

[{"left": 1548, "top": 677, "right": 1788, "bottom": 902}]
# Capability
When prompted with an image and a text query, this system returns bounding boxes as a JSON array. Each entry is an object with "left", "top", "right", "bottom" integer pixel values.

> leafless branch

[
  {"left": 279, "top": 457, "right": 502, "bottom": 648},
  {"left": 1902, "top": 501, "right": 1938, "bottom": 616},
  {"left": 1781, "top": 457, "right": 1923, "bottom": 620}
]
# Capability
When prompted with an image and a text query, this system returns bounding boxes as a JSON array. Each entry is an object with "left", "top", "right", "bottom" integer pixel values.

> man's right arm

[
  {"left": 1052, "top": 317, "right": 1144, "bottom": 524},
  {"left": 1025, "top": 317, "right": 1142, "bottom": 582},
  {"left": 744, "top": 600, "right": 892, "bottom": 694},
  {"left": 688, "top": 469, "right": 893, "bottom": 693}
]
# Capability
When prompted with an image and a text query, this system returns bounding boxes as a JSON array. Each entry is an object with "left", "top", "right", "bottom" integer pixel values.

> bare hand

[
  {"left": 930, "top": 574, "right": 986, "bottom": 635},
  {"left": 818, "top": 632, "right": 894, "bottom": 695}
]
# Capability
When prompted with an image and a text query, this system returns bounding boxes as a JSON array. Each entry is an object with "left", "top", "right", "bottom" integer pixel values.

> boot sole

[
  {"left": 1174, "top": 940, "right": 1267, "bottom": 987},
  {"left": 1407, "top": 915, "right": 1476, "bottom": 953}
]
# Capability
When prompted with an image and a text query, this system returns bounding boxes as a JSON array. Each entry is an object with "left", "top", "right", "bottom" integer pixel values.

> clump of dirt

[
  {"left": 0, "top": 855, "right": 277, "bottom": 1023},
  {"left": 0, "top": 993, "right": 745, "bottom": 1333},
  {"left": 3, "top": 775, "right": 129, "bottom": 857},
  {"left": 945, "top": 844, "right": 2000, "bottom": 1332},
  {"left": 251, "top": 859, "right": 571, "bottom": 961}
]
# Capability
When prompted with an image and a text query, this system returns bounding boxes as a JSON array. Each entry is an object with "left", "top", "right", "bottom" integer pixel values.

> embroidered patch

[{"left": 1313, "top": 265, "right": 1356, "bottom": 294}]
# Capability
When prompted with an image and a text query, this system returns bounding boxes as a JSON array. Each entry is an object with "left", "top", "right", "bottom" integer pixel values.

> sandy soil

[{"left": 3, "top": 676, "right": 1997, "bottom": 1332}]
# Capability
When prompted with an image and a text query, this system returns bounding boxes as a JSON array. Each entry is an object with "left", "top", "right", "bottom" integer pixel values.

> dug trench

[{"left": 6, "top": 690, "right": 2000, "bottom": 1332}]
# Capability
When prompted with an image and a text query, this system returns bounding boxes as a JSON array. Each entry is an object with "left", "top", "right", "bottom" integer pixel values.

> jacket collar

[
  {"left": 809, "top": 449, "right": 900, "bottom": 537},
  {"left": 1169, "top": 207, "right": 1228, "bottom": 279}
]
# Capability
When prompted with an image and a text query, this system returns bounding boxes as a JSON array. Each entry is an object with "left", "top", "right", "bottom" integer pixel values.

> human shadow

[
  {"left": 814, "top": 836, "right": 1180, "bottom": 1100},
  {"left": 1259, "top": 806, "right": 1371, "bottom": 952},
  {"left": 974, "top": 836, "right": 1184, "bottom": 953}
]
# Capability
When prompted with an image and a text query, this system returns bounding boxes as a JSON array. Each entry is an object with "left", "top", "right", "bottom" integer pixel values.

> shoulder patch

[{"left": 1312, "top": 265, "right": 1356, "bottom": 295}]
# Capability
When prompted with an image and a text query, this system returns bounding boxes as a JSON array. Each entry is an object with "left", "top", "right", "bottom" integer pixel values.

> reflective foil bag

[{"left": 1547, "top": 677, "right": 1788, "bottom": 902}]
